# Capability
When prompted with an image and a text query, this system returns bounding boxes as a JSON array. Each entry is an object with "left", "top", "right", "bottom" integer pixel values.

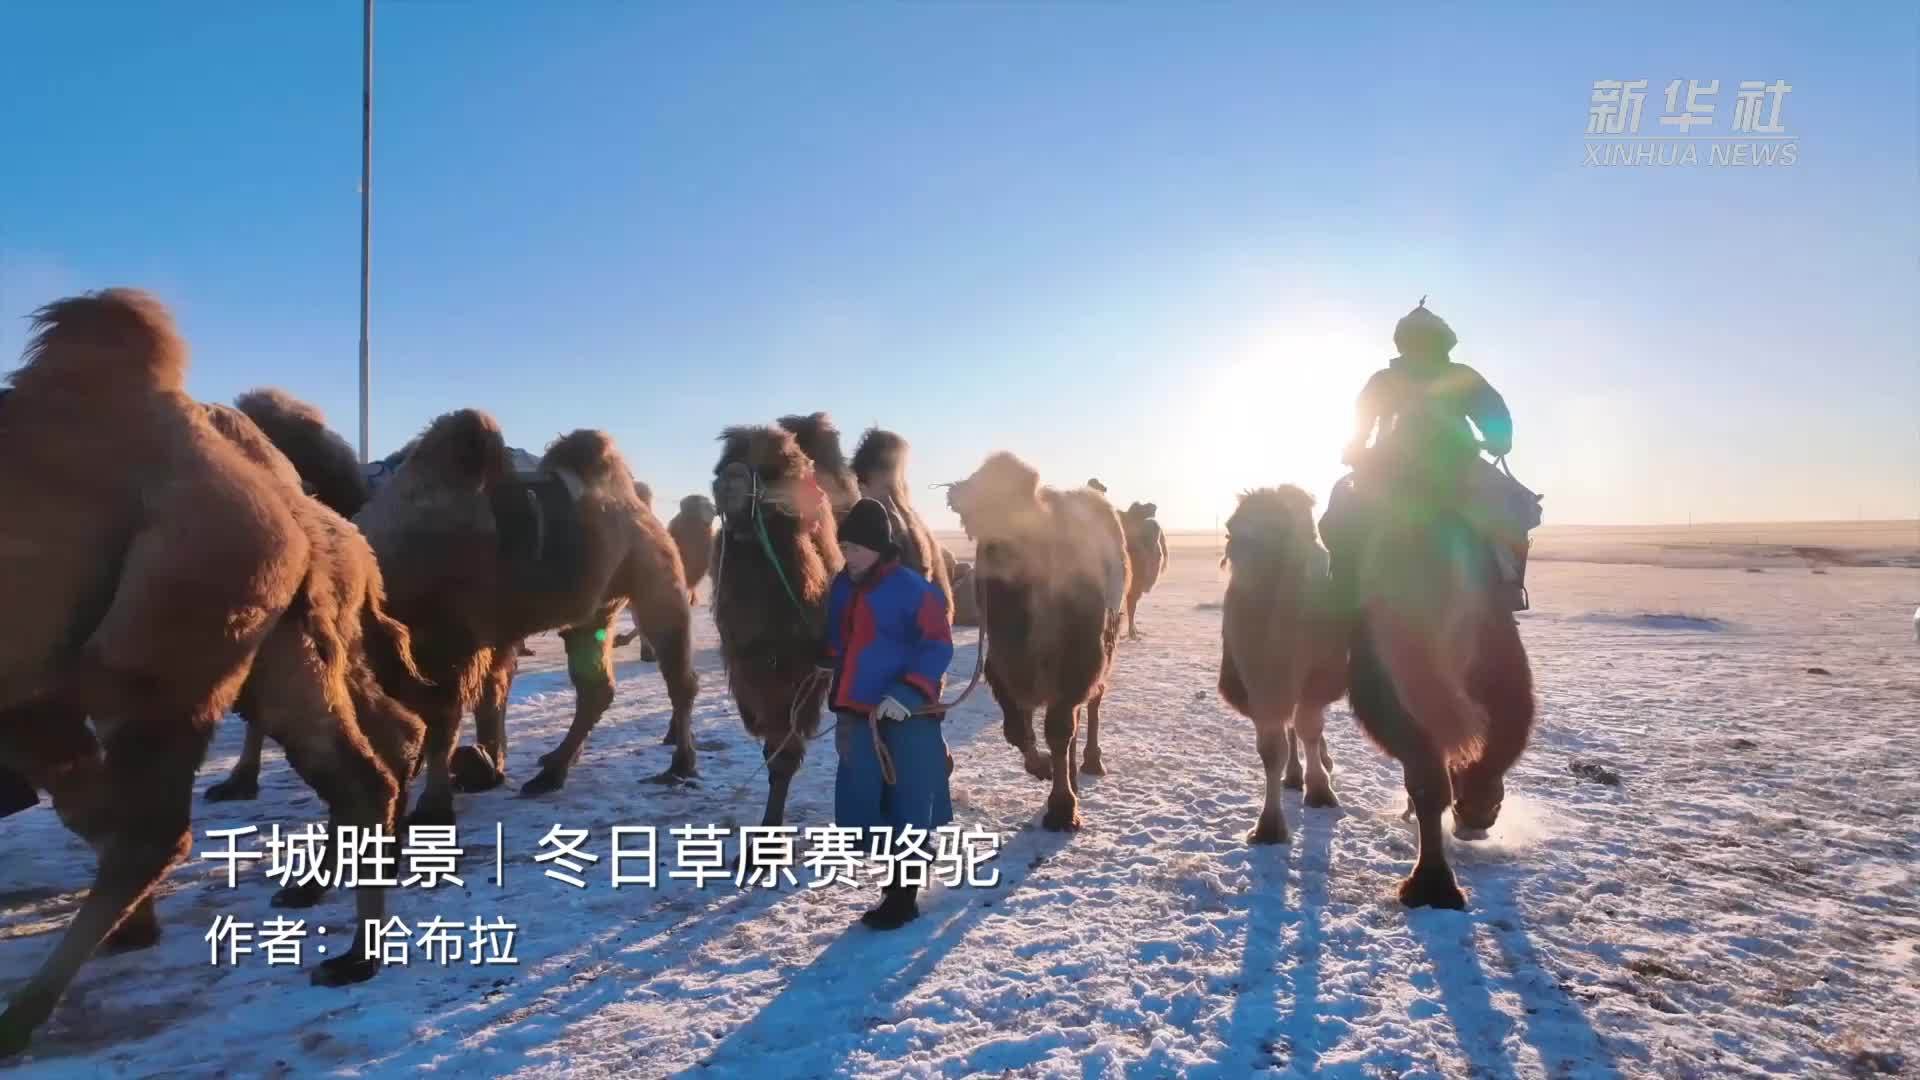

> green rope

[{"left": 752, "top": 499, "right": 809, "bottom": 620}]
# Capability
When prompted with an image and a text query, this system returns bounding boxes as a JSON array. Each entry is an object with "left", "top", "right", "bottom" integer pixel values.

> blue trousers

[{"left": 833, "top": 711, "right": 954, "bottom": 837}]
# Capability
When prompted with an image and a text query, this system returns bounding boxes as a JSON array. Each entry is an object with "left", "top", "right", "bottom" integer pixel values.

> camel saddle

[{"left": 490, "top": 462, "right": 589, "bottom": 599}]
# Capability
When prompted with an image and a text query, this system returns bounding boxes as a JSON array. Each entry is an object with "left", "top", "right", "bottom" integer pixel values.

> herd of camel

[{"left": 0, "top": 289, "right": 1534, "bottom": 1056}]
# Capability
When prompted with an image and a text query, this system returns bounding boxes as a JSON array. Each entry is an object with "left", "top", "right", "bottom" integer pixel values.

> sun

[{"left": 1199, "top": 327, "right": 1383, "bottom": 513}]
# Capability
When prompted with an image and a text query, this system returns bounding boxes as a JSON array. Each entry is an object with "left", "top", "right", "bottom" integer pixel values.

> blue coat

[
  {"left": 823, "top": 561, "right": 954, "bottom": 714},
  {"left": 824, "top": 561, "right": 956, "bottom": 835}
]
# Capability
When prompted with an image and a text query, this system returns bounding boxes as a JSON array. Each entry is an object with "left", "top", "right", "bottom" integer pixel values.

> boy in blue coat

[{"left": 824, "top": 498, "right": 956, "bottom": 930}]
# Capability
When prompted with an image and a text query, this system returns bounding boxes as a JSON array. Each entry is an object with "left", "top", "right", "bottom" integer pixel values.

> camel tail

[
  {"left": 542, "top": 428, "right": 632, "bottom": 490},
  {"left": 361, "top": 587, "right": 431, "bottom": 695},
  {"left": 14, "top": 288, "right": 188, "bottom": 394},
  {"left": 235, "top": 388, "right": 370, "bottom": 518}
]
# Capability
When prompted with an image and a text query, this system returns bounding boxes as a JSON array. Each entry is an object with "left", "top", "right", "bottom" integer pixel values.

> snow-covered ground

[{"left": 3, "top": 549, "right": 1916, "bottom": 1078}]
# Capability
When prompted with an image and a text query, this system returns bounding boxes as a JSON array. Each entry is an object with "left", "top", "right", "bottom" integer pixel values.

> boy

[{"left": 824, "top": 498, "right": 956, "bottom": 930}]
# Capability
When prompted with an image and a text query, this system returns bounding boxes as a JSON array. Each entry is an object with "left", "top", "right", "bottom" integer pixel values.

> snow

[{"left": 4, "top": 547, "right": 1917, "bottom": 1078}]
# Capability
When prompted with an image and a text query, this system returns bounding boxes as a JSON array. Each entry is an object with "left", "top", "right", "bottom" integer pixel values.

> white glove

[{"left": 873, "top": 696, "right": 913, "bottom": 723}]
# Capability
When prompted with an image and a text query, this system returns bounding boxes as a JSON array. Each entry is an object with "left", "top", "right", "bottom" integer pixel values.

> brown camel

[
  {"left": 1322, "top": 476, "right": 1537, "bottom": 908},
  {"left": 710, "top": 421, "right": 843, "bottom": 827},
  {"left": 0, "top": 291, "right": 409, "bottom": 1055},
  {"left": 1218, "top": 487, "right": 1348, "bottom": 844},
  {"left": 1120, "top": 501, "right": 1170, "bottom": 639},
  {"left": 947, "top": 452, "right": 1130, "bottom": 831},
  {"left": 615, "top": 493, "right": 715, "bottom": 659},
  {"left": 289, "top": 407, "right": 699, "bottom": 820},
  {"left": 950, "top": 559, "right": 981, "bottom": 627},
  {"left": 852, "top": 427, "right": 955, "bottom": 621}
]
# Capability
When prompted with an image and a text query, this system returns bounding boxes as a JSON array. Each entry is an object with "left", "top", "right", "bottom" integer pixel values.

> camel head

[
  {"left": 679, "top": 493, "right": 718, "bottom": 527},
  {"left": 1223, "top": 486, "right": 1318, "bottom": 570},
  {"left": 714, "top": 424, "right": 832, "bottom": 539},
  {"left": 852, "top": 427, "right": 911, "bottom": 499},
  {"left": 946, "top": 451, "right": 1042, "bottom": 541},
  {"left": 1123, "top": 501, "right": 1158, "bottom": 522}
]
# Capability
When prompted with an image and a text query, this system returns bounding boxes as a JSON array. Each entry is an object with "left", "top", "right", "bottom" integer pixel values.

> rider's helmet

[{"left": 1393, "top": 297, "right": 1457, "bottom": 361}]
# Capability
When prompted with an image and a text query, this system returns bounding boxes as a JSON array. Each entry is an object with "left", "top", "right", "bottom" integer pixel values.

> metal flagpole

[{"left": 357, "top": 0, "right": 374, "bottom": 463}]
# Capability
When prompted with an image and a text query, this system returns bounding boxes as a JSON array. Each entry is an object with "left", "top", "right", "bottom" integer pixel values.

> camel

[
  {"left": 0, "top": 291, "right": 411, "bottom": 1054},
  {"left": 633, "top": 479, "right": 654, "bottom": 509},
  {"left": 1320, "top": 473, "right": 1537, "bottom": 908},
  {"left": 1218, "top": 487, "right": 1348, "bottom": 844},
  {"left": 946, "top": 452, "right": 1129, "bottom": 831},
  {"left": 1120, "top": 501, "right": 1170, "bottom": 639},
  {"left": 615, "top": 493, "right": 715, "bottom": 659},
  {"left": 710, "top": 420, "right": 843, "bottom": 827},
  {"left": 350, "top": 411, "right": 701, "bottom": 816},
  {"left": 950, "top": 560, "right": 981, "bottom": 627},
  {"left": 852, "top": 427, "right": 954, "bottom": 620},
  {"left": 243, "top": 401, "right": 700, "bottom": 818}
]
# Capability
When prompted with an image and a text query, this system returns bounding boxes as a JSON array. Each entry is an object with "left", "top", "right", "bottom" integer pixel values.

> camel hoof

[
  {"left": 1246, "top": 815, "right": 1289, "bottom": 845},
  {"left": 639, "top": 646, "right": 658, "bottom": 664},
  {"left": 1398, "top": 870, "right": 1468, "bottom": 910},
  {"left": 273, "top": 881, "right": 328, "bottom": 910},
  {"left": 312, "top": 952, "right": 378, "bottom": 988},
  {"left": 519, "top": 768, "right": 567, "bottom": 797},
  {"left": 104, "top": 917, "right": 162, "bottom": 953},
  {"left": 1079, "top": 752, "right": 1107, "bottom": 777},
  {"left": 405, "top": 802, "right": 456, "bottom": 831},
  {"left": 1304, "top": 787, "right": 1340, "bottom": 810},
  {"left": 449, "top": 746, "right": 506, "bottom": 793},
  {"left": 1022, "top": 752, "right": 1052, "bottom": 783},
  {"left": 205, "top": 776, "right": 260, "bottom": 802},
  {"left": 1041, "top": 802, "right": 1082, "bottom": 832},
  {"left": 659, "top": 730, "right": 677, "bottom": 745},
  {"left": 1281, "top": 769, "right": 1304, "bottom": 792}
]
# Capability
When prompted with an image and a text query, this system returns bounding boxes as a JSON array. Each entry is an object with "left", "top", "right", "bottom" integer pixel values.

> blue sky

[{"left": 2, "top": 2, "right": 1914, "bottom": 528}]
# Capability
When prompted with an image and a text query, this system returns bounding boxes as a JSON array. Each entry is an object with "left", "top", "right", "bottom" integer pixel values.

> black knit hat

[{"left": 840, "top": 497, "right": 895, "bottom": 554}]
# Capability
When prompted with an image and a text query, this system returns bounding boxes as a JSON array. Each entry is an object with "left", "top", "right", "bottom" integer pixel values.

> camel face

[
  {"left": 946, "top": 452, "right": 1042, "bottom": 541},
  {"left": 714, "top": 427, "right": 831, "bottom": 539},
  {"left": 1223, "top": 487, "right": 1317, "bottom": 567}
]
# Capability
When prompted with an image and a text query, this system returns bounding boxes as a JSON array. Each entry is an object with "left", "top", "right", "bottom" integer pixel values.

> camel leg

[
  {"left": 206, "top": 721, "right": 266, "bottom": 802},
  {"left": 1399, "top": 750, "right": 1464, "bottom": 909},
  {"left": 1280, "top": 728, "right": 1305, "bottom": 790},
  {"left": 1040, "top": 703, "right": 1082, "bottom": 832},
  {"left": 0, "top": 709, "right": 212, "bottom": 1057},
  {"left": 643, "top": 609, "right": 700, "bottom": 783},
  {"left": 453, "top": 650, "right": 515, "bottom": 793},
  {"left": 524, "top": 620, "right": 617, "bottom": 796},
  {"left": 759, "top": 733, "right": 806, "bottom": 829},
  {"left": 407, "top": 696, "right": 462, "bottom": 829},
  {"left": 1247, "top": 718, "right": 1290, "bottom": 845},
  {"left": 992, "top": 670, "right": 1048, "bottom": 781},
  {"left": 1294, "top": 701, "right": 1338, "bottom": 809},
  {"left": 1126, "top": 591, "right": 1141, "bottom": 640},
  {"left": 1080, "top": 688, "right": 1108, "bottom": 776}
]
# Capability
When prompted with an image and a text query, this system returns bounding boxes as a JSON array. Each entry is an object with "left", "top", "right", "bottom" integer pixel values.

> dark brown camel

[
  {"left": 1219, "top": 487, "right": 1348, "bottom": 844},
  {"left": 710, "top": 421, "right": 843, "bottom": 827},
  {"left": 1120, "top": 501, "right": 1170, "bottom": 639},
  {"left": 1322, "top": 479, "right": 1537, "bottom": 908},
  {"left": 947, "top": 452, "right": 1130, "bottom": 831},
  {"left": 0, "top": 292, "right": 412, "bottom": 1055}
]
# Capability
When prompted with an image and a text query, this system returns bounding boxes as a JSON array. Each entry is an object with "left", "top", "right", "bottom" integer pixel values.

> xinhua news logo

[{"left": 1585, "top": 79, "right": 1797, "bottom": 168}]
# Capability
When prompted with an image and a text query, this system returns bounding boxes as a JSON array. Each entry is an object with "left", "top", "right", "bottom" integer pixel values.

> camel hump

[
  {"left": 541, "top": 428, "right": 632, "bottom": 490},
  {"left": 16, "top": 288, "right": 188, "bottom": 394},
  {"left": 408, "top": 408, "right": 508, "bottom": 485},
  {"left": 234, "top": 388, "right": 370, "bottom": 518}
]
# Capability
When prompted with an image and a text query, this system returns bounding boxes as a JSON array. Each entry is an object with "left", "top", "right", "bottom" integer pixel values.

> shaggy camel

[
  {"left": 371, "top": 413, "right": 699, "bottom": 812},
  {"left": 1320, "top": 473, "right": 1536, "bottom": 908},
  {"left": 0, "top": 291, "right": 409, "bottom": 1055},
  {"left": 947, "top": 452, "right": 1129, "bottom": 831},
  {"left": 1120, "top": 501, "right": 1170, "bottom": 639},
  {"left": 710, "top": 421, "right": 843, "bottom": 827},
  {"left": 1219, "top": 487, "right": 1348, "bottom": 844},
  {"left": 852, "top": 428, "right": 955, "bottom": 621},
  {"left": 316, "top": 409, "right": 700, "bottom": 819},
  {"left": 615, "top": 493, "right": 715, "bottom": 658},
  {"left": 950, "top": 560, "right": 981, "bottom": 627}
]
